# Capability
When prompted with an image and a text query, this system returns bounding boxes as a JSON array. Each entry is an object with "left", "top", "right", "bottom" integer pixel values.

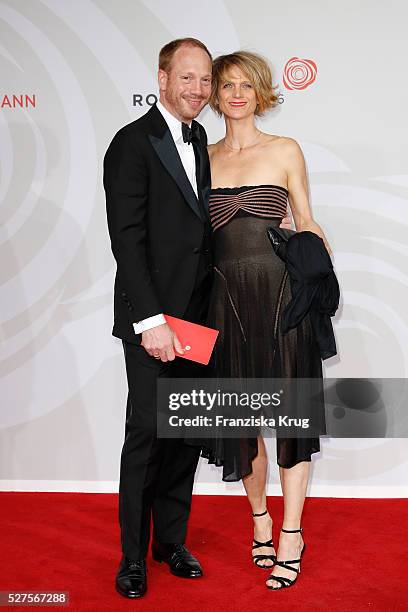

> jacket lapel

[{"left": 147, "top": 106, "right": 203, "bottom": 221}]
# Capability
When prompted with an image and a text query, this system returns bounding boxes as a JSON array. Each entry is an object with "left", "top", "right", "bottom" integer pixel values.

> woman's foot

[
  {"left": 266, "top": 528, "right": 304, "bottom": 588},
  {"left": 252, "top": 511, "right": 276, "bottom": 568}
]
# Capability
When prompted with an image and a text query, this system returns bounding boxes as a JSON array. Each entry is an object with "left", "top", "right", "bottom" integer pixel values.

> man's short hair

[{"left": 159, "top": 38, "right": 212, "bottom": 72}]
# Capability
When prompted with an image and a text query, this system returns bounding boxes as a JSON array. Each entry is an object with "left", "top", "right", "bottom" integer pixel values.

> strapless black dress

[{"left": 201, "top": 185, "right": 325, "bottom": 481}]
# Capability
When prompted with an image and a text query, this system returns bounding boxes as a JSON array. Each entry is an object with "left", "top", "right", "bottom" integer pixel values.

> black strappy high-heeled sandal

[
  {"left": 251, "top": 510, "right": 276, "bottom": 569},
  {"left": 266, "top": 527, "right": 305, "bottom": 589}
]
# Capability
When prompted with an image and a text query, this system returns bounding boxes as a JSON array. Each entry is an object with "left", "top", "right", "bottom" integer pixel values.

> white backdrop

[{"left": 1, "top": 0, "right": 407, "bottom": 497}]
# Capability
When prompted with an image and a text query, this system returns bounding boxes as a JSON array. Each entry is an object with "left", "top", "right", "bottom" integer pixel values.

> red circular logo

[{"left": 283, "top": 57, "right": 317, "bottom": 90}]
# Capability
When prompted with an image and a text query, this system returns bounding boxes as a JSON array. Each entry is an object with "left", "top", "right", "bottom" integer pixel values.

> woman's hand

[
  {"left": 298, "top": 220, "right": 333, "bottom": 256},
  {"left": 279, "top": 211, "right": 293, "bottom": 230}
]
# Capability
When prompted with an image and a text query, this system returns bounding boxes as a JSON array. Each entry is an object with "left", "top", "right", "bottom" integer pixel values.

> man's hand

[
  {"left": 279, "top": 211, "right": 293, "bottom": 230},
  {"left": 141, "top": 323, "right": 184, "bottom": 362}
]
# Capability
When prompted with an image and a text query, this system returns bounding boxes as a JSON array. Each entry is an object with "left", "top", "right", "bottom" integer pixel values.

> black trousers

[{"left": 119, "top": 264, "right": 212, "bottom": 560}]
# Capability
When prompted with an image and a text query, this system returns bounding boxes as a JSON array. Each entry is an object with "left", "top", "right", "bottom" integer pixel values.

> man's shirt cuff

[{"left": 133, "top": 313, "right": 166, "bottom": 334}]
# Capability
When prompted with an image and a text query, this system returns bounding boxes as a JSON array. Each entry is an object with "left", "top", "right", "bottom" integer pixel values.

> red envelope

[{"left": 164, "top": 315, "right": 219, "bottom": 365}]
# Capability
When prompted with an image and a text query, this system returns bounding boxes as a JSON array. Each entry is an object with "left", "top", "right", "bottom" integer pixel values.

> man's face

[{"left": 158, "top": 45, "right": 212, "bottom": 122}]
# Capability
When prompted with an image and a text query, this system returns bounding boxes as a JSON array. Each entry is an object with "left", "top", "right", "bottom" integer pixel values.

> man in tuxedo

[{"left": 104, "top": 38, "right": 213, "bottom": 599}]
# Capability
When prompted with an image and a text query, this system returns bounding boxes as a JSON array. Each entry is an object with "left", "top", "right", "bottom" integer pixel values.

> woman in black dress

[{"left": 203, "top": 51, "right": 332, "bottom": 590}]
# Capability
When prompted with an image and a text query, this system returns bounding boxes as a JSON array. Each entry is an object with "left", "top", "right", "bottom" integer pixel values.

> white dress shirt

[
  {"left": 133, "top": 102, "right": 198, "bottom": 335},
  {"left": 157, "top": 101, "right": 198, "bottom": 197}
]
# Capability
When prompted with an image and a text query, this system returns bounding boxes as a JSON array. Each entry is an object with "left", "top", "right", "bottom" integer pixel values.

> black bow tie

[{"left": 182, "top": 121, "right": 201, "bottom": 144}]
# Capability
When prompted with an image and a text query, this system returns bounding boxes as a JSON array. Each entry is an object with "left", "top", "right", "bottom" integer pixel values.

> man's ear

[{"left": 158, "top": 69, "right": 168, "bottom": 92}]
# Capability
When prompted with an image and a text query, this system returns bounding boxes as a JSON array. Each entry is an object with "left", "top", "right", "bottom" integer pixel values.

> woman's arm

[{"left": 284, "top": 138, "right": 332, "bottom": 255}]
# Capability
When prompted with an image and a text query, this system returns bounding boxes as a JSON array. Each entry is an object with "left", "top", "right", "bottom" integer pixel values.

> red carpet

[{"left": 1, "top": 493, "right": 407, "bottom": 611}]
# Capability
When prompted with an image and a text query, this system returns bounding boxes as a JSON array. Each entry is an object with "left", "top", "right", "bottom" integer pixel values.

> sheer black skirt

[{"left": 199, "top": 214, "right": 325, "bottom": 482}]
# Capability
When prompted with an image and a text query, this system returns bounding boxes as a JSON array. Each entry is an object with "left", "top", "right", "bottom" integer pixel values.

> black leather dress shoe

[
  {"left": 152, "top": 542, "right": 203, "bottom": 578},
  {"left": 115, "top": 557, "right": 147, "bottom": 599}
]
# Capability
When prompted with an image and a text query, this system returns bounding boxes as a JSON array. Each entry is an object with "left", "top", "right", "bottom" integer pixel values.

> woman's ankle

[{"left": 281, "top": 522, "right": 302, "bottom": 531}]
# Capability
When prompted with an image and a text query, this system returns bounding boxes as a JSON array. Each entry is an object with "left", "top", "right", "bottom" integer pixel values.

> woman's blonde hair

[{"left": 210, "top": 50, "right": 279, "bottom": 116}]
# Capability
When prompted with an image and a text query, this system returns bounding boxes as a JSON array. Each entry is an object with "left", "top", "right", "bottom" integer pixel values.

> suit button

[
  {"left": 193, "top": 247, "right": 200, "bottom": 254},
  {"left": 121, "top": 291, "right": 126, "bottom": 297}
]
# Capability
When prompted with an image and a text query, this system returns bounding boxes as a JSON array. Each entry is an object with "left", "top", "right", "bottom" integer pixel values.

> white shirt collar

[{"left": 156, "top": 101, "right": 189, "bottom": 144}]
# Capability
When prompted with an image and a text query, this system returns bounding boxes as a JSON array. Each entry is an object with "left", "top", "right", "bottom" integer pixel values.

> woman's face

[{"left": 217, "top": 65, "right": 258, "bottom": 119}]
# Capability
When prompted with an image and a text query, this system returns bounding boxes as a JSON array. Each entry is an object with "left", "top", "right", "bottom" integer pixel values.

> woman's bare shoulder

[
  {"left": 207, "top": 139, "right": 224, "bottom": 159},
  {"left": 262, "top": 133, "right": 299, "bottom": 147},
  {"left": 263, "top": 134, "right": 303, "bottom": 158},
  {"left": 207, "top": 139, "right": 224, "bottom": 150}
]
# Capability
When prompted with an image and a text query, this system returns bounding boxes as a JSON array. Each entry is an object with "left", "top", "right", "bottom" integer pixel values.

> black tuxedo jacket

[{"left": 104, "top": 104, "right": 211, "bottom": 343}]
